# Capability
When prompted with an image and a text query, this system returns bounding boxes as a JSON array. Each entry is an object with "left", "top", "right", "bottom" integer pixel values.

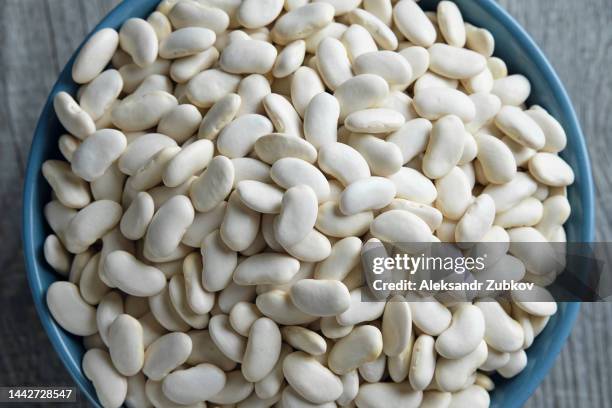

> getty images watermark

[
  {"left": 369, "top": 252, "right": 536, "bottom": 292},
  {"left": 360, "top": 241, "right": 611, "bottom": 302}
]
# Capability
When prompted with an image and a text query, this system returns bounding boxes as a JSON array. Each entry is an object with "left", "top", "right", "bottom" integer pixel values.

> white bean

[
  {"left": 382, "top": 297, "right": 412, "bottom": 357},
  {"left": 465, "top": 23, "right": 495, "bottom": 57},
  {"left": 234, "top": 253, "right": 300, "bottom": 285},
  {"left": 449, "top": 385, "right": 490, "bottom": 408},
  {"left": 187, "top": 69, "right": 241, "bottom": 108},
  {"left": 104, "top": 251, "right": 166, "bottom": 297},
  {"left": 147, "top": 10, "right": 172, "bottom": 42},
  {"left": 163, "top": 139, "right": 214, "bottom": 187},
  {"left": 290, "top": 279, "right": 351, "bottom": 316},
  {"left": 271, "top": 158, "right": 331, "bottom": 202},
  {"left": 494, "top": 197, "right": 544, "bottom": 228},
  {"left": 414, "top": 72, "right": 459, "bottom": 93},
  {"left": 316, "top": 38, "right": 354, "bottom": 90},
  {"left": 356, "top": 382, "right": 423, "bottom": 408},
  {"left": 536, "top": 195, "right": 571, "bottom": 240},
  {"left": 476, "top": 133, "right": 517, "bottom": 184},
  {"left": 318, "top": 142, "right": 371, "bottom": 186},
  {"left": 528, "top": 152, "right": 575, "bottom": 187},
  {"left": 83, "top": 349, "right": 127, "bottom": 408},
  {"left": 276, "top": 185, "right": 319, "bottom": 247},
  {"left": 316, "top": 201, "right": 373, "bottom": 237},
  {"left": 437, "top": 1, "right": 466, "bottom": 47},
  {"left": 282, "top": 326, "right": 327, "bottom": 355},
  {"left": 408, "top": 295, "right": 452, "bottom": 336},
  {"left": 393, "top": 0, "right": 436, "bottom": 47},
  {"left": 492, "top": 74, "right": 531, "bottom": 106},
  {"left": 495, "top": 105, "right": 545, "bottom": 150},
  {"left": 339, "top": 177, "right": 396, "bottom": 215},
  {"left": 119, "top": 59, "right": 171, "bottom": 93},
  {"left": 168, "top": 1, "right": 230, "bottom": 34},
  {"left": 476, "top": 300, "right": 524, "bottom": 353},
  {"left": 133, "top": 73, "right": 172, "bottom": 95},
  {"left": 337, "top": 287, "right": 386, "bottom": 326},
  {"left": 108, "top": 314, "right": 144, "bottom": 376},
  {"left": 430, "top": 45, "right": 485, "bottom": 81},
  {"left": 316, "top": 0, "right": 362, "bottom": 16},
  {"left": 388, "top": 167, "right": 437, "bottom": 204},
  {"left": 341, "top": 24, "right": 378, "bottom": 61},
  {"left": 527, "top": 106, "right": 567, "bottom": 153},
  {"left": 143, "top": 196, "right": 193, "bottom": 260},
  {"left": 43, "top": 234, "right": 71, "bottom": 275},
  {"left": 359, "top": 352, "right": 386, "bottom": 382},
  {"left": 272, "top": 3, "right": 335, "bottom": 44},
  {"left": 348, "top": 133, "right": 403, "bottom": 176},
  {"left": 238, "top": 0, "right": 285, "bottom": 28},
  {"left": 229, "top": 302, "right": 262, "bottom": 336},
  {"left": 64, "top": 200, "right": 123, "bottom": 254},
  {"left": 422, "top": 115, "right": 465, "bottom": 179},
  {"left": 283, "top": 351, "right": 344, "bottom": 403},
  {"left": 435, "top": 340, "right": 487, "bottom": 392},
  {"left": 274, "top": 40, "right": 307, "bottom": 78},
  {"left": 162, "top": 364, "right": 226, "bottom": 405},
  {"left": 263, "top": 93, "right": 304, "bottom": 138},
  {"left": 414, "top": 88, "right": 476, "bottom": 123},
  {"left": 291, "top": 69, "right": 325, "bottom": 120},
  {"left": 455, "top": 194, "right": 495, "bottom": 243},
  {"left": 202, "top": 229, "right": 238, "bottom": 292},
  {"left": 435, "top": 167, "right": 472, "bottom": 220},
  {"left": 72, "top": 129, "right": 127, "bottom": 182},
  {"left": 256, "top": 289, "right": 317, "bottom": 325},
  {"left": 243, "top": 317, "right": 282, "bottom": 381},
  {"left": 209, "top": 370, "right": 254, "bottom": 405},
  {"left": 435, "top": 304, "right": 485, "bottom": 359},
  {"left": 42, "top": 160, "right": 91, "bottom": 209},
  {"left": 334, "top": 74, "right": 389, "bottom": 120},
  {"left": 221, "top": 39, "right": 278, "bottom": 74},
  {"left": 238, "top": 74, "right": 271, "bottom": 116},
  {"left": 347, "top": 9, "right": 397, "bottom": 50},
  {"left": 482, "top": 172, "right": 538, "bottom": 213},
  {"left": 187, "top": 331, "right": 236, "bottom": 370},
  {"left": 221, "top": 191, "right": 261, "bottom": 252},
  {"left": 157, "top": 104, "right": 203, "bottom": 143},
  {"left": 54, "top": 92, "right": 96, "bottom": 139},
  {"left": 345, "top": 108, "right": 405, "bottom": 133},
  {"left": 170, "top": 48, "right": 219, "bottom": 83},
  {"left": 119, "top": 18, "right": 158, "bottom": 67},
  {"left": 47, "top": 281, "right": 97, "bottom": 336},
  {"left": 112, "top": 91, "right": 178, "bottom": 131},
  {"left": 209, "top": 314, "right": 247, "bottom": 362},
  {"left": 306, "top": 22, "right": 348, "bottom": 53},
  {"left": 497, "top": 349, "right": 527, "bottom": 378},
  {"left": 119, "top": 133, "right": 177, "bottom": 176},
  {"left": 182, "top": 253, "right": 215, "bottom": 314},
  {"left": 73, "top": 28, "right": 119, "bottom": 84},
  {"left": 80, "top": 69, "right": 124, "bottom": 120}
]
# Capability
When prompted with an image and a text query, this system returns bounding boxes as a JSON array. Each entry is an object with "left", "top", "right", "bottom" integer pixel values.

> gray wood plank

[
  {"left": 0, "top": 0, "right": 610, "bottom": 407},
  {"left": 0, "top": 1, "right": 118, "bottom": 407},
  {"left": 498, "top": 1, "right": 612, "bottom": 406}
]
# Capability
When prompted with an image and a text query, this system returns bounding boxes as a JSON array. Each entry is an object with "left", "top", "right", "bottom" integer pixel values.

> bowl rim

[
  {"left": 22, "top": 1, "right": 162, "bottom": 406},
  {"left": 467, "top": 1, "right": 593, "bottom": 406},
  {"left": 22, "top": 0, "right": 595, "bottom": 407}
]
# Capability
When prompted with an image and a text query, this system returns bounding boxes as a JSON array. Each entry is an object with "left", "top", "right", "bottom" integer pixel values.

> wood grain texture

[
  {"left": 0, "top": 0, "right": 610, "bottom": 407},
  {"left": 0, "top": 2, "right": 120, "bottom": 407},
  {"left": 498, "top": 2, "right": 612, "bottom": 407}
]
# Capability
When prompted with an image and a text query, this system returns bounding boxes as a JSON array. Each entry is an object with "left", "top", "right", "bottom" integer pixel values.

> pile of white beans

[{"left": 42, "top": 0, "right": 575, "bottom": 407}]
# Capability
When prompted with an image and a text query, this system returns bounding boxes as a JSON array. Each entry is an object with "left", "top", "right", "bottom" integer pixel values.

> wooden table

[{"left": 1, "top": 1, "right": 610, "bottom": 406}]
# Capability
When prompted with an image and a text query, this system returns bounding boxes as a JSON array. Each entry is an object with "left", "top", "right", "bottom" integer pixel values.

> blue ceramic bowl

[{"left": 23, "top": 0, "right": 595, "bottom": 407}]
